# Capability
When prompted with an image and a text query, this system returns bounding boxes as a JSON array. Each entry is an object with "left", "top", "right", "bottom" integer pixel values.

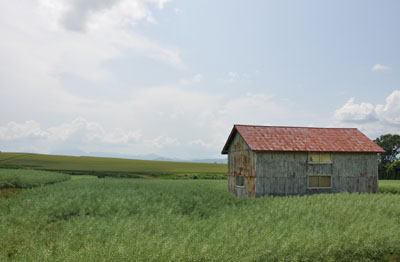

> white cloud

[
  {"left": 0, "top": 1, "right": 296, "bottom": 158},
  {"left": 0, "top": 0, "right": 182, "bottom": 89},
  {"left": 0, "top": 121, "right": 48, "bottom": 140},
  {"left": 188, "top": 139, "right": 213, "bottom": 149},
  {"left": 0, "top": 86, "right": 291, "bottom": 158},
  {"left": 180, "top": 73, "right": 203, "bottom": 85},
  {"left": 0, "top": 118, "right": 142, "bottom": 154},
  {"left": 375, "top": 90, "right": 400, "bottom": 125},
  {"left": 220, "top": 93, "right": 288, "bottom": 123},
  {"left": 371, "top": 64, "right": 391, "bottom": 72},
  {"left": 224, "top": 72, "right": 238, "bottom": 83},
  {"left": 334, "top": 91, "right": 400, "bottom": 125},
  {"left": 151, "top": 0, "right": 172, "bottom": 9},
  {"left": 101, "top": 128, "right": 142, "bottom": 144},
  {"left": 192, "top": 74, "right": 203, "bottom": 83},
  {"left": 333, "top": 90, "right": 400, "bottom": 138},
  {"left": 334, "top": 98, "right": 377, "bottom": 123},
  {"left": 39, "top": 0, "right": 167, "bottom": 32},
  {"left": 0, "top": 0, "right": 184, "bottom": 144},
  {"left": 144, "top": 136, "right": 179, "bottom": 148}
]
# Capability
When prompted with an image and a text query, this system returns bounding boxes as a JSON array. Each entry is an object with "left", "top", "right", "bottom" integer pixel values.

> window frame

[
  {"left": 235, "top": 175, "right": 245, "bottom": 188},
  {"left": 307, "top": 175, "right": 332, "bottom": 189},
  {"left": 308, "top": 152, "right": 332, "bottom": 164}
]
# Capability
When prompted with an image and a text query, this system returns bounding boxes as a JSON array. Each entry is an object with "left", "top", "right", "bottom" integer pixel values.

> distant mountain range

[{"left": 51, "top": 150, "right": 227, "bottom": 164}]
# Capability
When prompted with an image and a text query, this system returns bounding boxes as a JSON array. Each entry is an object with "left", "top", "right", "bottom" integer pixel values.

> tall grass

[
  {"left": 0, "top": 169, "right": 70, "bottom": 189},
  {"left": 1, "top": 179, "right": 399, "bottom": 261}
]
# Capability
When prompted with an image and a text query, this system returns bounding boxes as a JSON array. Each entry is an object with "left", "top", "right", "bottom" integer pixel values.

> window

[
  {"left": 320, "top": 153, "right": 332, "bottom": 163},
  {"left": 308, "top": 176, "right": 331, "bottom": 188},
  {"left": 236, "top": 176, "right": 244, "bottom": 187},
  {"left": 308, "top": 152, "right": 332, "bottom": 163}
]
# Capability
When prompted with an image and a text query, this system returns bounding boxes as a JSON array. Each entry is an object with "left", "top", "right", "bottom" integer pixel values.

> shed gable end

[
  {"left": 228, "top": 132, "right": 250, "bottom": 153},
  {"left": 227, "top": 132, "right": 256, "bottom": 197}
]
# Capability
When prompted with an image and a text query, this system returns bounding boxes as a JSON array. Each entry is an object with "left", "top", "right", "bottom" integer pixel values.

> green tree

[
  {"left": 374, "top": 134, "right": 400, "bottom": 179},
  {"left": 374, "top": 134, "right": 400, "bottom": 164},
  {"left": 387, "top": 159, "right": 400, "bottom": 179}
]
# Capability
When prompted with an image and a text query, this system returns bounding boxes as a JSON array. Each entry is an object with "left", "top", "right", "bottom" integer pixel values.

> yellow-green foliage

[
  {"left": 0, "top": 152, "right": 227, "bottom": 178},
  {"left": 379, "top": 180, "right": 400, "bottom": 194},
  {"left": 1, "top": 179, "right": 400, "bottom": 261},
  {"left": 0, "top": 169, "right": 70, "bottom": 189}
]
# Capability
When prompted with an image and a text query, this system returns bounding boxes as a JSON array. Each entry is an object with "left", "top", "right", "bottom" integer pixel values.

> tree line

[{"left": 374, "top": 134, "right": 400, "bottom": 180}]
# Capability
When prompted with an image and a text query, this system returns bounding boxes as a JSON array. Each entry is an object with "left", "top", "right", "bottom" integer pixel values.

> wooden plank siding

[
  {"left": 227, "top": 132, "right": 256, "bottom": 197},
  {"left": 254, "top": 152, "right": 378, "bottom": 196},
  {"left": 332, "top": 153, "right": 378, "bottom": 193},
  {"left": 255, "top": 152, "right": 308, "bottom": 196}
]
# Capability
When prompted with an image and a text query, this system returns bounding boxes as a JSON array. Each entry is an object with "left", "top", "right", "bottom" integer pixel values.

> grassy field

[
  {"left": 1, "top": 178, "right": 400, "bottom": 261},
  {"left": 379, "top": 180, "right": 400, "bottom": 194},
  {"left": 0, "top": 169, "right": 70, "bottom": 189},
  {"left": 0, "top": 152, "right": 227, "bottom": 179}
]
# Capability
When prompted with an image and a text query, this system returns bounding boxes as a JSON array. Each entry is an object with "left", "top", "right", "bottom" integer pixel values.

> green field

[
  {"left": 1, "top": 178, "right": 400, "bottom": 261},
  {"left": 0, "top": 169, "right": 70, "bottom": 189},
  {"left": 0, "top": 152, "right": 227, "bottom": 179},
  {"left": 1, "top": 153, "right": 399, "bottom": 261},
  {"left": 379, "top": 180, "right": 400, "bottom": 194}
]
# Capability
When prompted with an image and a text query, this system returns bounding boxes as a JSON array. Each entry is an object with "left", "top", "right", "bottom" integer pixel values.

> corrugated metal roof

[{"left": 221, "top": 125, "right": 385, "bottom": 154}]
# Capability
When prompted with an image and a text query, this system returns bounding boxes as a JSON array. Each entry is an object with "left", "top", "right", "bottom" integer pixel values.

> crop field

[
  {"left": 1, "top": 178, "right": 400, "bottom": 261},
  {"left": 0, "top": 152, "right": 227, "bottom": 179},
  {"left": 0, "top": 169, "right": 70, "bottom": 189}
]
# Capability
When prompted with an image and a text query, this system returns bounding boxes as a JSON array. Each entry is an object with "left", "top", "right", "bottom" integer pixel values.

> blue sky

[{"left": 1, "top": 0, "right": 399, "bottom": 159}]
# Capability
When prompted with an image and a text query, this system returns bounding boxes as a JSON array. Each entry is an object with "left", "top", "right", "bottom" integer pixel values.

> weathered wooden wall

[
  {"left": 331, "top": 153, "right": 378, "bottom": 194},
  {"left": 255, "top": 152, "right": 308, "bottom": 196},
  {"left": 254, "top": 151, "right": 378, "bottom": 196},
  {"left": 227, "top": 133, "right": 256, "bottom": 197}
]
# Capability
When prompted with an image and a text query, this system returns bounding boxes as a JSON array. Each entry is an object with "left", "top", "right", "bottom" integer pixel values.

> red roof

[{"left": 221, "top": 125, "right": 385, "bottom": 154}]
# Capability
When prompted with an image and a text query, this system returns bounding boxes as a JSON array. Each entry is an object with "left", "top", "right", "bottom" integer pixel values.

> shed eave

[{"left": 221, "top": 126, "right": 237, "bottom": 154}]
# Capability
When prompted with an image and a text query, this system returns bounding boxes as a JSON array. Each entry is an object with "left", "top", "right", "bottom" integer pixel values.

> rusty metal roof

[{"left": 221, "top": 125, "right": 385, "bottom": 154}]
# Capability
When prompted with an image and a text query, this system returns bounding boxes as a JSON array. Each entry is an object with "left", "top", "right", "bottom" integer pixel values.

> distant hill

[
  {"left": 191, "top": 158, "right": 227, "bottom": 164},
  {"left": 51, "top": 150, "right": 227, "bottom": 163}
]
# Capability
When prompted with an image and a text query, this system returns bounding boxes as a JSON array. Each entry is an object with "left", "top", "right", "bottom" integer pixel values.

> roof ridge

[{"left": 234, "top": 124, "right": 358, "bottom": 130}]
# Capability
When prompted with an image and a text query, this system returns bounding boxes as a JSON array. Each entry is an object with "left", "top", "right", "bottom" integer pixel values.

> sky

[{"left": 1, "top": 0, "right": 400, "bottom": 159}]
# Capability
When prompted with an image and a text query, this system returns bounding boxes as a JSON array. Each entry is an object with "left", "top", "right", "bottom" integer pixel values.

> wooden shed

[{"left": 221, "top": 125, "right": 385, "bottom": 197}]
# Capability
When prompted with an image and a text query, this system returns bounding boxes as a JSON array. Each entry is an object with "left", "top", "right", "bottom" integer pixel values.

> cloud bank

[
  {"left": 0, "top": 1, "right": 294, "bottom": 158},
  {"left": 334, "top": 90, "right": 400, "bottom": 137},
  {"left": 0, "top": 89, "right": 289, "bottom": 158}
]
